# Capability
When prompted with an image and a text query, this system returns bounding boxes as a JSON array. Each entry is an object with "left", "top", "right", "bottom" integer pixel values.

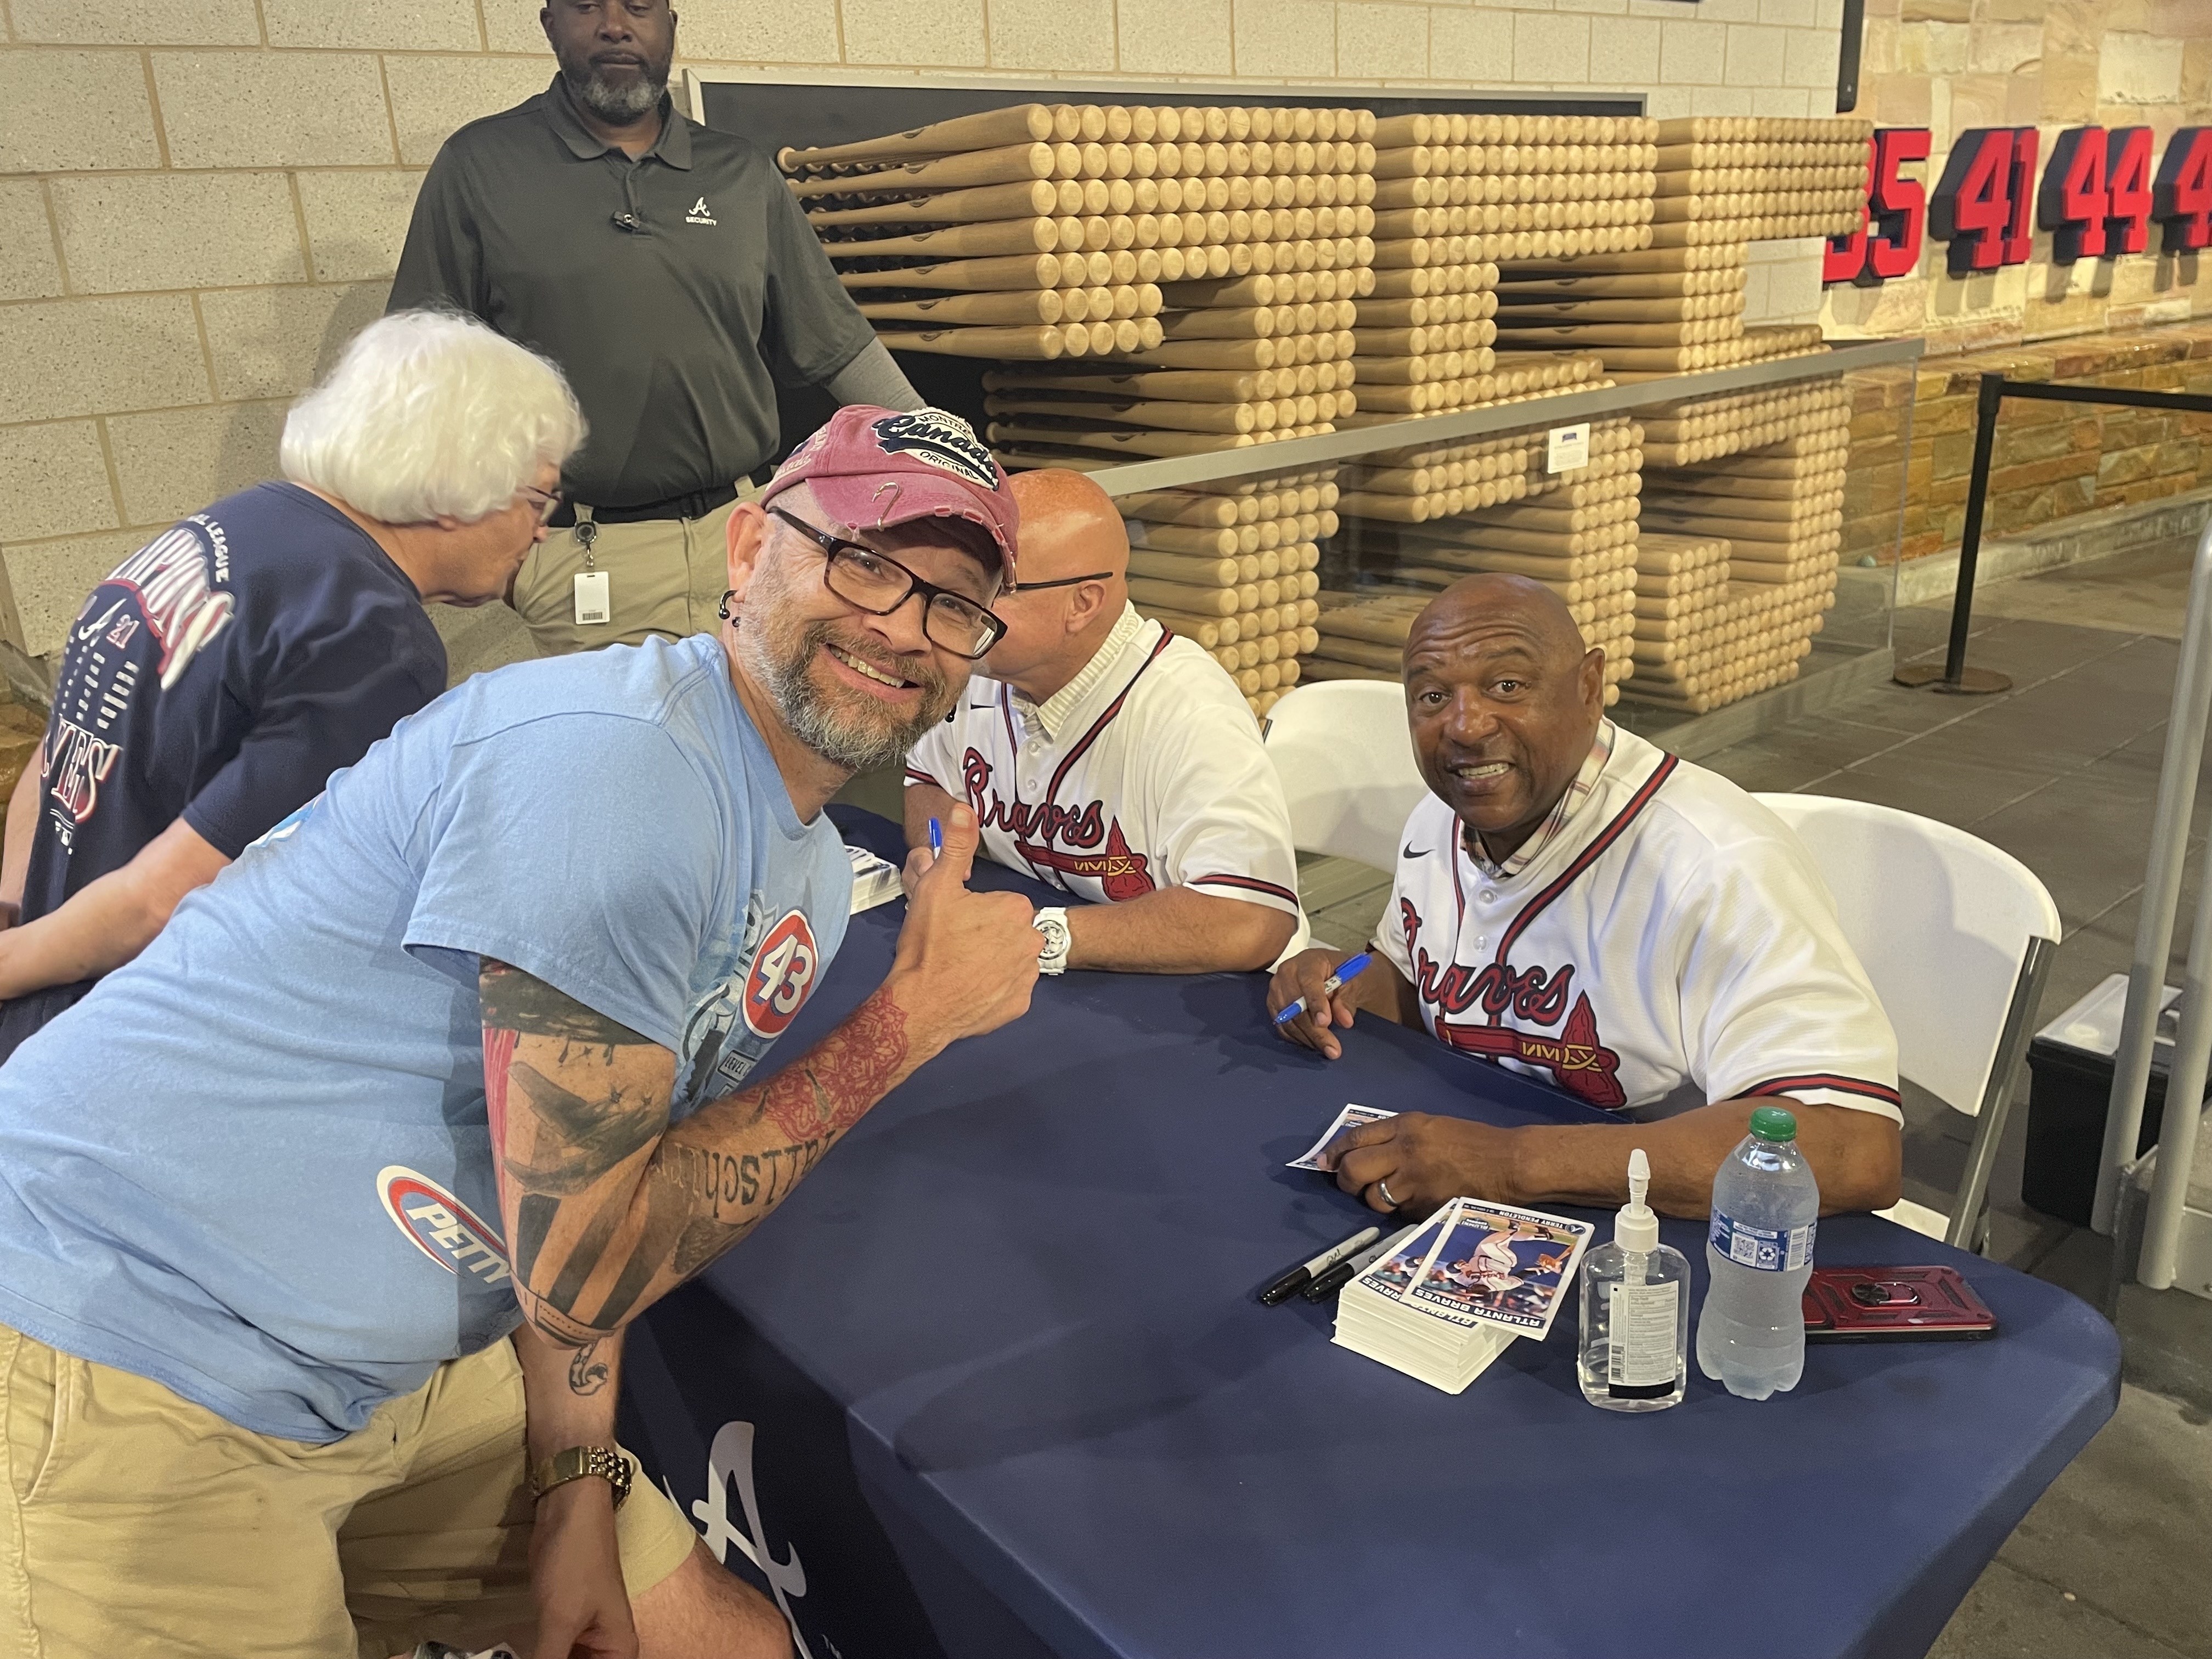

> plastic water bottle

[{"left": 1696, "top": 1105, "right": 1819, "bottom": 1400}]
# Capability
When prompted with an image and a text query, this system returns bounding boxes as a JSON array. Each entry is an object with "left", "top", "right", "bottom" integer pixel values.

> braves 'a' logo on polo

[
  {"left": 377, "top": 1166, "right": 511, "bottom": 1286},
  {"left": 742, "top": 910, "right": 819, "bottom": 1039},
  {"left": 1399, "top": 898, "right": 1627, "bottom": 1109}
]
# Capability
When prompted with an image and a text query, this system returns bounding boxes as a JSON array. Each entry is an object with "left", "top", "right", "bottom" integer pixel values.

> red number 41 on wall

[{"left": 1930, "top": 126, "right": 2039, "bottom": 273}]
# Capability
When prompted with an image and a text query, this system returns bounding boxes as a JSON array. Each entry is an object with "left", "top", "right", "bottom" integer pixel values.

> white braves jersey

[
  {"left": 1374, "top": 724, "right": 1900, "bottom": 1121},
  {"left": 906, "top": 606, "right": 1306, "bottom": 935}
]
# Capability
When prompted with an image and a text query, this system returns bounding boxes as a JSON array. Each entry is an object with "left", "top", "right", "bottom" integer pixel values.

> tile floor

[{"left": 1301, "top": 541, "right": 2212, "bottom": 1658}]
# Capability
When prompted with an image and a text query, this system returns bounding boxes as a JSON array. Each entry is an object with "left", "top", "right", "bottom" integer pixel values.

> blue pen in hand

[
  {"left": 1273, "top": 951, "right": 1373, "bottom": 1026},
  {"left": 928, "top": 817, "right": 944, "bottom": 857}
]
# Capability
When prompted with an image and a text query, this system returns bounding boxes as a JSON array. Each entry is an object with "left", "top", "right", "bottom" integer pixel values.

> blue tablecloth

[{"left": 623, "top": 808, "right": 2119, "bottom": 1659}]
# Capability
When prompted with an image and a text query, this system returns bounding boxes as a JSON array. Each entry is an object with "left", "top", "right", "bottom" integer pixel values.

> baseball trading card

[
  {"left": 1401, "top": 1199, "right": 1594, "bottom": 1336},
  {"left": 1286, "top": 1103, "right": 1397, "bottom": 1170}
]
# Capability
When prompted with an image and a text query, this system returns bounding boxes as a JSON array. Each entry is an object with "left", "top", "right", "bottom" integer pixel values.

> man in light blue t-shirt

[{"left": 0, "top": 407, "right": 1044, "bottom": 1659}]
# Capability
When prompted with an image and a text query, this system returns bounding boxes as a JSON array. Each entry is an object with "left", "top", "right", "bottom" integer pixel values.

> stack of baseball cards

[
  {"left": 847, "top": 844, "right": 905, "bottom": 913},
  {"left": 1334, "top": 1197, "right": 1593, "bottom": 1392}
]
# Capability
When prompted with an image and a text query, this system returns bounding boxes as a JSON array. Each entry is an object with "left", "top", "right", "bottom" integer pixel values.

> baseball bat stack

[
  {"left": 1634, "top": 377, "right": 1850, "bottom": 466},
  {"left": 1311, "top": 416, "right": 1643, "bottom": 704},
  {"left": 785, "top": 103, "right": 1178, "bottom": 361},
  {"left": 975, "top": 103, "right": 1376, "bottom": 461},
  {"left": 1303, "top": 590, "right": 1434, "bottom": 682},
  {"left": 1114, "top": 473, "right": 1335, "bottom": 720},
  {"left": 1620, "top": 380, "right": 1852, "bottom": 712},
  {"left": 1649, "top": 116, "right": 1872, "bottom": 246}
]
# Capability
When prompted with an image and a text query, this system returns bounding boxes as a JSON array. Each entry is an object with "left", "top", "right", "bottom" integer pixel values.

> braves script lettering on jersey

[
  {"left": 906, "top": 605, "right": 1305, "bottom": 929},
  {"left": 1375, "top": 723, "right": 1900, "bottom": 1121}
]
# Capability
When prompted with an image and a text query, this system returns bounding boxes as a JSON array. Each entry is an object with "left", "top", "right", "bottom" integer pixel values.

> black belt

[{"left": 550, "top": 481, "right": 740, "bottom": 528}]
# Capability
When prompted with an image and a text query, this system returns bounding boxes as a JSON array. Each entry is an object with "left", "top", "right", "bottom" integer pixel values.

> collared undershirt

[
  {"left": 1011, "top": 602, "right": 1148, "bottom": 742},
  {"left": 1462, "top": 718, "right": 1618, "bottom": 881}
]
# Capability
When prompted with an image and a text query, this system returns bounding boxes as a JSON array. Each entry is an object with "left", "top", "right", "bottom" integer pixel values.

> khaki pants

[
  {"left": 0, "top": 1323, "right": 696, "bottom": 1659},
  {"left": 513, "top": 486, "right": 758, "bottom": 657}
]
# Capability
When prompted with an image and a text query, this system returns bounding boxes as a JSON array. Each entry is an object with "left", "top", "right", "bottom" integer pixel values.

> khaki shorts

[
  {"left": 512, "top": 484, "right": 758, "bottom": 657},
  {"left": 0, "top": 1322, "right": 697, "bottom": 1659}
]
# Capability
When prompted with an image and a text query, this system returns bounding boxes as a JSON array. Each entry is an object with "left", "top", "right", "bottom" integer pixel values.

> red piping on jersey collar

[
  {"left": 1491, "top": 751, "right": 1679, "bottom": 967},
  {"left": 1039, "top": 630, "right": 1175, "bottom": 838}
]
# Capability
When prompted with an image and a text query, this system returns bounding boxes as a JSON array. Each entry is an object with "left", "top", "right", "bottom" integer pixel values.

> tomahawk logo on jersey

[
  {"left": 906, "top": 608, "right": 1307, "bottom": 932},
  {"left": 1375, "top": 724, "right": 1901, "bottom": 1123}
]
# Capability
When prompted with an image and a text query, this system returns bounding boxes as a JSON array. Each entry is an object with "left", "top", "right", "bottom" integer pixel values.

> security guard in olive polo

[{"left": 389, "top": 0, "right": 921, "bottom": 654}]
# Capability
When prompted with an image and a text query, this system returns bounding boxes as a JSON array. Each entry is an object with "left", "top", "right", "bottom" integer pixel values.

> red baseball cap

[{"left": 761, "top": 406, "right": 1020, "bottom": 581}]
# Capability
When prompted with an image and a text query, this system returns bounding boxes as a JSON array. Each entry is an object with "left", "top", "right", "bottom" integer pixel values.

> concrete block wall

[
  {"left": 0, "top": 0, "right": 1848, "bottom": 667},
  {"left": 1825, "top": 0, "right": 2212, "bottom": 354}
]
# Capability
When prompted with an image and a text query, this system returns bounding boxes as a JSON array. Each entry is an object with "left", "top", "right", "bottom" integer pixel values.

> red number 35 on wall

[{"left": 1824, "top": 127, "right": 1931, "bottom": 286}]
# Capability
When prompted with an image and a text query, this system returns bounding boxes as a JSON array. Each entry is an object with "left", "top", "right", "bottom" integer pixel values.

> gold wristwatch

[{"left": 530, "top": 1445, "right": 633, "bottom": 1510}]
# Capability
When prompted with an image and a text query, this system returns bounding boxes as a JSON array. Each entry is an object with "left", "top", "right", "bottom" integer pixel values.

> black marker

[
  {"left": 1301, "top": 1222, "right": 1420, "bottom": 1303},
  {"left": 1258, "top": 1224, "right": 1381, "bottom": 1306}
]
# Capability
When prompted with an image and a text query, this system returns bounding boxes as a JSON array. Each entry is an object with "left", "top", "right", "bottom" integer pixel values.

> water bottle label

[{"left": 1708, "top": 1211, "right": 1815, "bottom": 1272}]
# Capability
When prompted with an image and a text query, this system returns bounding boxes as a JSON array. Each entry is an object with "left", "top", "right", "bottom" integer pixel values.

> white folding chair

[
  {"left": 1755, "top": 793, "right": 2063, "bottom": 1252},
  {"left": 1262, "top": 680, "right": 1429, "bottom": 875}
]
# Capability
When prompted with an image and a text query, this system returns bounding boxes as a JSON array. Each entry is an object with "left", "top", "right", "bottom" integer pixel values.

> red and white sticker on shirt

[{"left": 743, "top": 910, "right": 819, "bottom": 1038}]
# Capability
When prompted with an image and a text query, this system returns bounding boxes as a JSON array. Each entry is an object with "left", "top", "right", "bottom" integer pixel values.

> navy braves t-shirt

[{"left": 0, "top": 482, "right": 445, "bottom": 1058}]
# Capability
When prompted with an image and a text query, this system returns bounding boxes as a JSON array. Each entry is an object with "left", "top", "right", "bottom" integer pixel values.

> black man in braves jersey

[
  {"left": 1268, "top": 573, "right": 1900, "bottom": 1221},
  {"left": 906, "top": 470, "right": 1306, "bottom": 975}
]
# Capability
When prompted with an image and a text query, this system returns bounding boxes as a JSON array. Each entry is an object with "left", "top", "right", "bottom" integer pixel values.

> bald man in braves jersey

[
  {"left": 905, "top": 470, "right": 1305, "bottom": 975},
  {"left": 1268, "top": 573, "right": 1901, "bottom": 1221}
]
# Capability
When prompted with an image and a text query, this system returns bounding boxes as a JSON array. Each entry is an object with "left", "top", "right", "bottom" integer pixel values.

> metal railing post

[
  {"left": 1896, "top": 372, "right": 2011, "bottom": 695},
  {"left": 2096, "top": 515, "right": 2212, "bottom": 1235}
]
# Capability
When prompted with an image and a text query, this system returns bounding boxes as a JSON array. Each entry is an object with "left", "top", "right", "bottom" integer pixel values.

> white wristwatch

[{"left": 1032, "top": 906, "right": 1071, "bottom": 975}]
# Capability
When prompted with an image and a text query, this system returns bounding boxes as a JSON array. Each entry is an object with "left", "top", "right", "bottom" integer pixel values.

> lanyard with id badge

[{"left": 573, "top": 517, "right": 611, "bottom": 626}]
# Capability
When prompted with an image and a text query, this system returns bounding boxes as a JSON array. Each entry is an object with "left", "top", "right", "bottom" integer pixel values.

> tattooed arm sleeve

[{"left": 481, "top": 957, "right": 919, "bottom": 1345}]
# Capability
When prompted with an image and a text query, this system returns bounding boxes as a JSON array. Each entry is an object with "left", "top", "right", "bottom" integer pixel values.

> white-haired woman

[{"left": 0, "top": 308, "right": 584, "bottom": 1058}]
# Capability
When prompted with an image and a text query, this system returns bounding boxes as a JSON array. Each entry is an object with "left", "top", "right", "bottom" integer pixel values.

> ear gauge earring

[{"left": 718, "top": 589, "right": 736, "bottom": 620}]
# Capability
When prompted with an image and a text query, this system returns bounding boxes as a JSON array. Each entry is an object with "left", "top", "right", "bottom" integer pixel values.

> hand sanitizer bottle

[{"left": 1577, "top": 1148, "right": 1690, "bottom": 1412}]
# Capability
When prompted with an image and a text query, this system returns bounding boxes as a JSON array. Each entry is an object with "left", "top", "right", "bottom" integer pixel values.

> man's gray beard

[
  {"left": 742, "top": 615, "right": 950, "bottom": 774},
  {"left": 570, "top": 68, "right": 665, "bottom": 123}
]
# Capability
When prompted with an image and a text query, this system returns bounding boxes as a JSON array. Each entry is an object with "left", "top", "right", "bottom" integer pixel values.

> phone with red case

[{"left": 1801, "top": 1265, "right": 1997, "bottom": 1341}]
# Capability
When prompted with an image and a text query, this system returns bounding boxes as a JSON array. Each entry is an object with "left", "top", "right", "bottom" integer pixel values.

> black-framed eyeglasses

[
  {"left": 517, "top": 484, "right": 563, "bottom": 525},
  {"left": 1007, "top": 572, "right": 1113, "bottom": 594},
  {"left": 769, "top": 506, "right": 1008, "bottom": 661}
]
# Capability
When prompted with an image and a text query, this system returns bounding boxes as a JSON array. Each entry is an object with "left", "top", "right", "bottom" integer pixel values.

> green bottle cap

[{"left": 1749, "top": 1105, "right": 1798, "bottom": 1143}]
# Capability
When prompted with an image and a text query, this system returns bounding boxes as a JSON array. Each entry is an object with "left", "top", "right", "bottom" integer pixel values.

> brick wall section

[
  {"left": 1842, "top": 321, "right": 2212, "bottom": 565},
  {"left": 0, "top": 0, "right": 1852, "bottom": 665},
  {"left": 1824, "top": 0, "right": 2212, "bottom": 354}
]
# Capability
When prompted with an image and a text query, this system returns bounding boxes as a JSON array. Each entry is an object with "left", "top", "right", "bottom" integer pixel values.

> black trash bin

[{"left": 2023, "top": 974, "right": 2197, "bottom": 1226}]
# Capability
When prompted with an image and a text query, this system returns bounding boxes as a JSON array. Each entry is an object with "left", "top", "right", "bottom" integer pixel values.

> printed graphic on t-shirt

[
  {"left": 42, "top": 521, "right": 235, "bottom": 855},
  {"left": 676, "top": 893, "right": 822, "bottom": 1105}
]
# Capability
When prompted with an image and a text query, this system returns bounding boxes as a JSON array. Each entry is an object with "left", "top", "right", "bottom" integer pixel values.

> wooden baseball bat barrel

[
  {"left": 986, "top": 421, "right": 1253, "bottom": 458},
  {"left": 778, "top": 105, "right": 1058, "bottom": 172},
  {"left": 871, "top": 325, "right": 1070, "bottom": 359},
  {"left": 983, "top": 366, "right": 1266, "bottom": 402},
  {"left": 1127, "top": 575, "right": 1240, "bottom": 616},
  {"left": 856, "top": 291, "right": 1067, "bottom": 325},
  {"left": 838, "top": 251, "right": 1099, "bottom": 291},
  {"left": 821, "top": 218, "right": 1076, "bottom": 259},
  {"left": 785, "top": 143, "right": 1062, "bottom": 199},
  {"left": 984, "top": 394, "right": 1259, "bottom": 434},
  {"left": 803, "top": 178, "right": 1074, "bottom": 229}
]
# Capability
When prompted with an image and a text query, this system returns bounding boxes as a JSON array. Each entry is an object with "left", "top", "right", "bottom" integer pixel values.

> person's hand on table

[
  {"left": 528, "top": 1477, "right": 637, "bottom": 1659},
  {"left": 1267, "top": 946, "right": 1361, "bottom": 1058},
  {"left": 1322, "top": 1111, "right": 1517, "bottom": 1216},
  {"left": 888, "top": 803, "right": 1040, "bottom": 1047}
]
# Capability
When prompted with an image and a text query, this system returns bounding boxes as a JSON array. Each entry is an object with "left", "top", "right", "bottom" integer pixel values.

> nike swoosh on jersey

[{"left": 1403, "top": 844, "right": 1429, "bottom": 858}]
